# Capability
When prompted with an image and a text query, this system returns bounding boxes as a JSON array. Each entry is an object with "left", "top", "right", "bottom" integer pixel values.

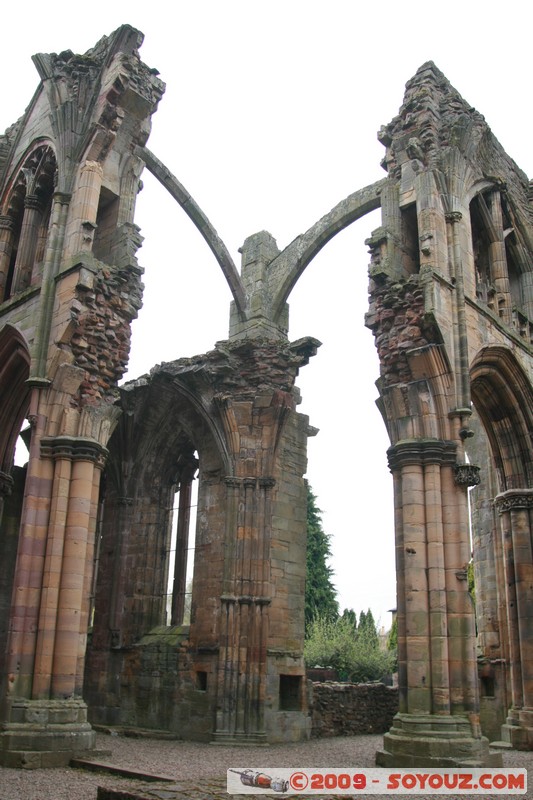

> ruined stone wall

[
  {"left": 311, "top": 682, "right": 399, "bottom": 738},
  {"left": 2, "top": 29, "right": 533, "bottom": 767}
]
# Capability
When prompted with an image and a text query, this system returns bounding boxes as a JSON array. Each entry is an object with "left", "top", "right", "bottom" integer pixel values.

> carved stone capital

[
  {"left": 24, "top": 194, "right": 43, "bottom": 212},
  {"left": 258, "top": 477, "right": 276, "bottom": 490},
  {"left": 221, "top": 594, "right": 271, "bottom": 606},
  {"left": 220, "top": 594, "right": 238, "bottom": 605},
  {"left": 0, "top": 470, "right": 14, "bottom": 497},
  {"left": 495, "top": 489, "right": 533, "bottom": 515},
  {"left": 454, "top": 464, "right": 481, "bottom": 487},
  {"left": 0, "top": 215, "right": 16, "bottom": 234},
  {"left": 40, "top": 435, "right": 108, "bottom": 467},
  {"left": 53, "top": 191, "right": 72, "bottom": 206},
  {"left": 387, "top": 439, "right": 457, "bottom": 472},
  {"left": 445, "top": 211, "right": 463, "bottom": 224}
]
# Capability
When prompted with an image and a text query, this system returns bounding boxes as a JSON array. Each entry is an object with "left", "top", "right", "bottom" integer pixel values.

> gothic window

[
  {"left": 93, "top": 186, "right": 119, "bottom": 262},
  {"left": 165, "top": 451, "right": 199, "bottom": 627},
  {"left": 400, "top": 203, "right": 420, "bottom": 276},
  {"left": 0, "top": 145, "right": 56, "bottom": 302},
  {"left": 500, "top": 194, "right": 528, "bottom": 315},
  {"left": 470, "top": 193, "right": 493, "bottom": 307}
]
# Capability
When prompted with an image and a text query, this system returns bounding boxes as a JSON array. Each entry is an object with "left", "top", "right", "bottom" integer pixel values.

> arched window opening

[
  {"left": 32, "top": 195, "right": 53, "bottom": 283},
  {"left": 165, "top": 451, "right": 199, "bottom": 626},
  {"left": 470, "top": 193, "right": 493, "bottom": 307},
  {"left": 498, "top": 194, "right": 533, "bottom": 328},
  {"left": 93, "top": 187, "right": 119, "bottom": 262},
  {"left": 1, "top": 146, "right": 56, "bottom": 301},
  {"left": 471, "top": 348, "right": 533, "bottom": 493},
  {"left": 14, "top": 424, "right": 30, "bottom": 467},
  {"left": 400, "top": 203, "right": 420, "bottom": 276},
  {"left": 1, "top": 183, "right": 25, "bottom": 302},
  {"left": 0, "top": 432, "right": 28, "bottom": 682},
  {"left": 0, "top": 328, "right": 30, "bottom": 685}
]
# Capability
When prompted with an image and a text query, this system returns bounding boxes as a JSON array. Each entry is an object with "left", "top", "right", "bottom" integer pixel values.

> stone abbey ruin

[{"left": 0, "top": 24, "right": 532, "bottom": 769}]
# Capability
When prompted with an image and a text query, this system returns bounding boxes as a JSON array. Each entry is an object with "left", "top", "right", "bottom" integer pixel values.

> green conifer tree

[
  {"left": 305, "top": 482, "right": 338, "bottom": 629},
  {"left": 341, "top": 608, "right": 357, "bottom": 633},
  {"left": 358, "top": 608, "right": 380, "bottom": 650}
]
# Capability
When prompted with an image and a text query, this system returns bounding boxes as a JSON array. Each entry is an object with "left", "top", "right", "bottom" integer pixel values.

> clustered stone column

[
  {"left": 377, "top": 439, "right": 495, "bottom": 766},
  {"left": 0, "top": 217, "right": 16, "bottom": 301},
  {"left": 498, "top": 490, "right": 533, "bottom": 748},
  {"left": 170, "top": 454, "right": 198, "bottom": 627},
  {"left": 11, "top": 195, "right": 43, "bottom": 294},
  {"left": 213, "top": 476, "right": 275, "bottom": 744},
  {"left": 1, "top": 424, "right": 107, "bottom": 766}
]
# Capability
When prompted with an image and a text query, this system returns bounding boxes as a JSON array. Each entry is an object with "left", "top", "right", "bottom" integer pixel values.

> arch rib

[
  {"left": 137, "top": 146, "right": 246, "bottom": 316},
  {"left": 270, "top": 177, "right": 386, "bottom": 321}
]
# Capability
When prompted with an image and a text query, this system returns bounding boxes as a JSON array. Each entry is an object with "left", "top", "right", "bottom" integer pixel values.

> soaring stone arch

[
  {"left": 469, "top": 348, "right": 533, "bottom": 748},
  {"left": 471, "top": 348, "right": 532, "bottom": 489}
]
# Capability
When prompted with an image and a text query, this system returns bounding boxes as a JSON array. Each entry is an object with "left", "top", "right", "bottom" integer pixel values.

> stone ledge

[
  {"left": 71, "top": 757, "right": 176, "bottom": 782},
  {"left": 96, "top": 778, "right": 240, "bottom": 800}
]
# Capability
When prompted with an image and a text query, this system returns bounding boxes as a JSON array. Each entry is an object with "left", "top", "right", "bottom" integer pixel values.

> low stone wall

[{"left": 311, "top": 682, "right": 398, "bottom": 738}]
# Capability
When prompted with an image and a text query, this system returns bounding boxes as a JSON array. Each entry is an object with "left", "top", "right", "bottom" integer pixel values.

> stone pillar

[
  {"left": 11, "top": 195, "right": 42, "bottom": 294},
  {"left": 497, "top": 490, "right": 533, "bottom": 749},
  {"left": 487, "top": 192, "right": 512, "bottom": 325},
  {"left": 377, "top": 439, "right": 498, "bottom": 767},
  {"left": 170, "top": 475, "right": 193, "bottom": 627},
  {"left": 5, "top": 407, "right": 54, "bottom": 700},
  {"left": 467, "top": 420, "right": 510, "bottom": 741},
  {"left": 0, "top": 216, "right": 16, "bottom": 301},
  {"left": 520, "top": 270, "right": 533, "bottom": 321},
  {"left": 213, "top": 476, "right": 273, "bottom": 744},
  {"left": 50, "top": 452, "right": 99, "bottom": 698},
  {"left": 0, "top": 468, "right": 24, "bottom": 692},
  {"left": 0, "top": 436, "right": 106, "bottom": 767},
  {"left": 32, "top": 452, "right": 74, "bottom": 699}
]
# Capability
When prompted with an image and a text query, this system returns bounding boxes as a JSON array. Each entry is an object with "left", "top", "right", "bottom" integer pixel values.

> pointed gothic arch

[
  {"left": 0, "top": 325, "right": 31, "bottom": 474},
  {"left": 0, "top": 143, "right": 57, "bottom": 301},
  {"left": 471, "top": 347, "right": 533, "bottom": 491}
]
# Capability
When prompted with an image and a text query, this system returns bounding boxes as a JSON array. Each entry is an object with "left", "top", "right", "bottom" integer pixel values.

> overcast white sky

[{"left": 2, "top": 1, "right": 532, "bottom": 628}]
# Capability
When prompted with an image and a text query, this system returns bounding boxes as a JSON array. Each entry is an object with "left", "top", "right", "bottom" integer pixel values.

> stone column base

[
  {"left": 376, "top": 713, "right": 502, "bottom": 767},
  {"left": 0, "top": 698, "right": 96, "bottom": 768},
  {"left": 501, "top": 709, "right": 533, "bottom": 750}
]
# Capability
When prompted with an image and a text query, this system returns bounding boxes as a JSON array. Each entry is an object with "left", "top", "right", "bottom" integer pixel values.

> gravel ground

[{"left": 0, "top": 732, "right": 531, "bottom": 800}]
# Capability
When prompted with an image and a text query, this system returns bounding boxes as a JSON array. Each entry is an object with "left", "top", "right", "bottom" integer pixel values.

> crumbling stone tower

[
  {"left": 0, "top": 27, "right": 532, "bottom": 770},
  {"left": 0, "top": 27, "right": 164, "bottom": 765},
  {"left": 368, "top": 63, "right": 533, "bottom": 763}
]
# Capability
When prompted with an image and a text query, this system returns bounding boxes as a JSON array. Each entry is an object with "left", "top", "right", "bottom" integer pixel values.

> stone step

[{"left": 488, "top": 740, "right": 514, "bottom": 750}]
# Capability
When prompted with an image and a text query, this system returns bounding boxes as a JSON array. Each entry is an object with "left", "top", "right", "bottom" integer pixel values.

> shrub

[{"left": 304, "top": 614, "right": 395, "bottom": 683}]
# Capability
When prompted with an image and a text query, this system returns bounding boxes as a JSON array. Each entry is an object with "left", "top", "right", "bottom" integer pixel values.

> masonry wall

[{"left": 311, "top": 682, "right": 399, "bottom": 738}]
